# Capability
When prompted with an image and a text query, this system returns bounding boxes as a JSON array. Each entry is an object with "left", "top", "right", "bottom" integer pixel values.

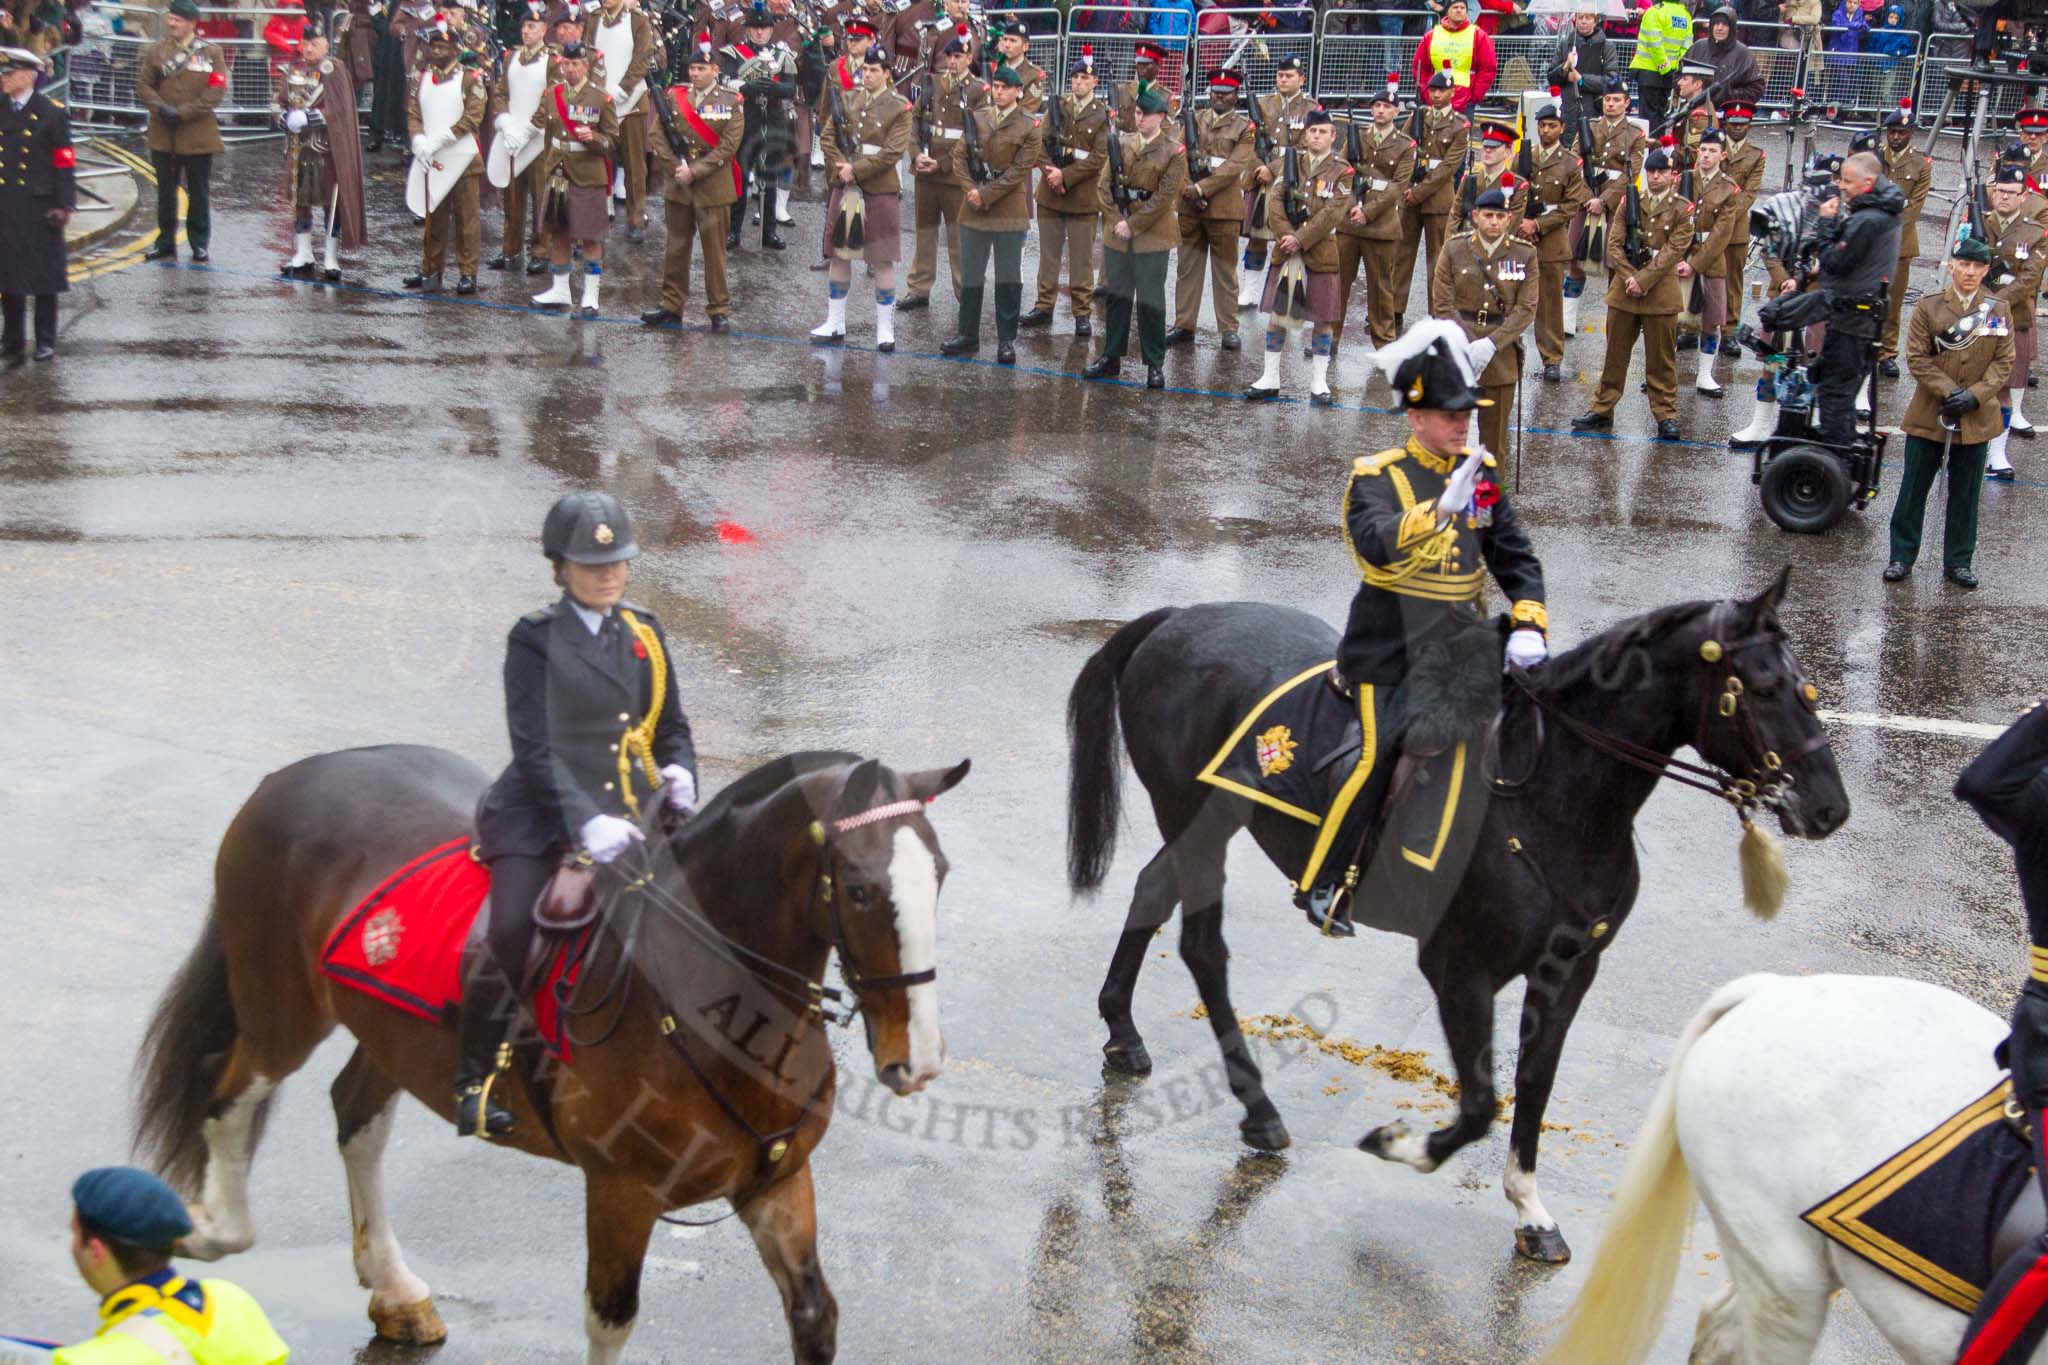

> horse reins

[{"left": 1509, "top": 600, "right": 1830, "bottom": 826}]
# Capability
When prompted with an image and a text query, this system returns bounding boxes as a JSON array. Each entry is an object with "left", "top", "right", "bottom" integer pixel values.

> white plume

[{"left": 1372, "top": 317, "right": 1478, "bottom": 389}]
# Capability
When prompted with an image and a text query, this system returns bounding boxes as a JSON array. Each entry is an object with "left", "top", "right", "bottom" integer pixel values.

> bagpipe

[
  {"left": 826, "top": 79, "right": 865, "bottom": 256},
  {"left": 1269, "top": 142, "right": 1313, "bottom": 322}
]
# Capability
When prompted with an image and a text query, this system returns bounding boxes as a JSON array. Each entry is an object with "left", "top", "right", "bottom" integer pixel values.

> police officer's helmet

[{"left": 542, "top": 492, "right": 640, "bottom": 565}]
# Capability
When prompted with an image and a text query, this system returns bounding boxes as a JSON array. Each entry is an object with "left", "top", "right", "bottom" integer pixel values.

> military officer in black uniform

[
  {"left": 460, "top": 492, "right": 698, "bottom": 1138},
  {"left": 1301, "top": 319, "right": 1547, "bottom": 926},
  {"left": 0, "top": 46, "right": 74, "bottom": 363}
]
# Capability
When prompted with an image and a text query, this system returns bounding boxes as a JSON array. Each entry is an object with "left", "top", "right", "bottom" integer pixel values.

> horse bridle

[
  {"left": 808, "top": 797, "right": 940, "bottom": 1013},
  {"left": 1511, "top": 600, "right": 1830, "bottom": 826}
]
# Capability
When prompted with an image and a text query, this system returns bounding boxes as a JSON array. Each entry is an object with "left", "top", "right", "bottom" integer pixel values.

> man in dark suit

[
  {"left": 0, "top": 45, "right": 75, "bottom": 362},
  {"left": 461, "top": 492, "right": 698, "bottom": 1138}
]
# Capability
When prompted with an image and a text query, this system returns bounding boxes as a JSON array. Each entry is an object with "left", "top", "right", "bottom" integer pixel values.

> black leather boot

[{"left": 452, "top": 973, "right": 517, "bottom": 1138}]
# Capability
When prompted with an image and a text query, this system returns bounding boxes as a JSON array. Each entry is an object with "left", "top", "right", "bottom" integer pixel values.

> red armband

[
  {"left": 208, "top": 70, "right": 227, "bottom": 86},
  {"left": 52, "top": 145, "right": 76, "bottom": 169}
]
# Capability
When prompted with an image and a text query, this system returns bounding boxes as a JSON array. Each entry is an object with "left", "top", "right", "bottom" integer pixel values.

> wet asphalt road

[{"left": 2, "top": 139, "right": 2045, "bottom": 1363}]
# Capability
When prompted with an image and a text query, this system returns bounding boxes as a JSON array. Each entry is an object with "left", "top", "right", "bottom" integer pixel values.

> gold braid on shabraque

[{"left": 615, "top": 608, "right": 668, "bottom": 817}]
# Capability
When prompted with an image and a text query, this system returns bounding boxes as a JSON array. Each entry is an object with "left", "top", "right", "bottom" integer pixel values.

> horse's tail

[
  {"left": 133, "top": 906, "right": 255, "bottom": 1191},
  {"left": 1067, "top": 607, "right": 1176, "bottom": 895},
  {"left": 1541, "top": 973, "right": 1779, "bottom": 1365}
]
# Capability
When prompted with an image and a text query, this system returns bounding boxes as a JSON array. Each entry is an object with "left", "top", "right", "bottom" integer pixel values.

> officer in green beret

[
  {"left": 1083, "top": 81, "right": 1184, "bottom": 389},
  {"left": 940, "top": 62, "right": 1042, "bottom": 364}
]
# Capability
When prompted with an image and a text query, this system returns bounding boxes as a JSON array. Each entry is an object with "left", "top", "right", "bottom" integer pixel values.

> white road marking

[{"left": 1819, "top": 710, "right": 2007, "bottom": 741}]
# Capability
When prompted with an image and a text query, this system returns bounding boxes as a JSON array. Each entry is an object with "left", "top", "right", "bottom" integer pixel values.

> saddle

[{"left": 533, "top": 856, "right": 601, "bottom": 932}]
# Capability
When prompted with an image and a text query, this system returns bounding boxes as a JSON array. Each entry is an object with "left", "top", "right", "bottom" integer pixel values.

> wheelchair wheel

[{"left": 1760, "top": 445, "right": 1852, "bottom": 533}]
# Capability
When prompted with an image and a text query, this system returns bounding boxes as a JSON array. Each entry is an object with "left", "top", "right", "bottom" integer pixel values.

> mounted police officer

[
  {"left": 1302, "top": 319, "right": 1546, "bottom": 928},
  {"left": 52, "top": 1166, "right": 288, "bottom": 1363},
  {"left": 459, "top": 493, "right": 698, "bottom": 1139}
]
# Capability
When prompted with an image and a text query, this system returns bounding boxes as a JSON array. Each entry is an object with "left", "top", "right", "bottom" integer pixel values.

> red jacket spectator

[
  {"left": 1412, "top": 1, "right": 1497, "bottom": 111},
  {"left": 263, "top": 4, "right": 304, "bottom": 76},
  {"left": 1472, "top": 0, "right": 1519, "bottom": 35}
]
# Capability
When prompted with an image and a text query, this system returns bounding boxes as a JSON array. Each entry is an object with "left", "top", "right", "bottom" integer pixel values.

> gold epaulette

[
  {"left": 1462, "top": 446, "right": 1499, "bottom": 470},
  {"left": 1352, "top": 448, "right": 1407, "bottom": 478}
]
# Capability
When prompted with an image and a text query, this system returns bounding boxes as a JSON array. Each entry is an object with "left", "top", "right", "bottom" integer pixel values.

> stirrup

[
  {"left": 454, "top": 1042, "right": 516, "bottom": 1138},
  {"left": 1296, "top": 884, "right": 1356, "bottom": 938}
]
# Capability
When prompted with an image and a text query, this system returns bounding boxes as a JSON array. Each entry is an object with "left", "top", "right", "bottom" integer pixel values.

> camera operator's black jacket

[{"left": 1810, "top": 176, "right": 1905, "bottom": 338}]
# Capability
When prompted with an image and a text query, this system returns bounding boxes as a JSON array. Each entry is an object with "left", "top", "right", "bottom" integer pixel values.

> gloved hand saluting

[
  {"left": 1504, "top": 628, "right": 1548, "bottom": 672},
  {"left": 579, "top": 813, "right": 644, "bottom": 864},
  {"left": 1436, "top": 450, "right": 1485, "bottom": 522},
  {"left": 660, "top": 764, "right": 697, "bottom": 813},
  {"left": 284, "top": 109, "right": 308, "bottom": 133}
]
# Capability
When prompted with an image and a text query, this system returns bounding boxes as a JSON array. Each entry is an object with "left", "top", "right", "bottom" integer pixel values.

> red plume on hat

[
  {"left": 1660, "top": 132, "right": 1675, "bottom": 146},
  {"left": 1500, "top": 172, "right": 1515, "bottom": 189},
  {"left": 1548, "top": 84, "right": 1560, "bottom": 96},
  {"left": 1900, "top": 97, "right": 1912, "bottom": 110}
]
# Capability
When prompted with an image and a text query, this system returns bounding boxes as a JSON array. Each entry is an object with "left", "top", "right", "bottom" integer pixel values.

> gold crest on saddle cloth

[{"left": 1255, "top": 725, "right": 1298, "bottom": 778}]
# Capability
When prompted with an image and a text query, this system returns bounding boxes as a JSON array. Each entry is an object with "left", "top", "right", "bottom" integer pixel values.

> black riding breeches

[
  {"left": 1958, "top": 987, "right": 2048, "bottom": 1363},
  {"left": 482, "top": 851, "right": 554, "bottom": 991}
]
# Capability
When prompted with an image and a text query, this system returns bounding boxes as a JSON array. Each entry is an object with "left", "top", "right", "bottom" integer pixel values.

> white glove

[
  {"left": 428, "top": 128, "right": 457, "bottom": 155},
  {"left": 1437, "top": 451, "right": 1485, "bottom": 521},
  {"left": 410, "top": 132, "right": 431, "bottom": 159},
  {"left": 579, "top": 813, "right": 644, "bottom": 863},
  {"left": 284, "top": 109, "right": 308, "bottom": 132},
  {"left": 1465, "top": 336, "right": 1496, "bottom": 374},
  {"left": 660, "top": 764, "right": 697, "bottom": 812},
  {"left": 494, "top": 111, "right": 514, "bottom": 139},
  {"left": 1504, "top": 628, "right": 1548, "bottom": 672}
]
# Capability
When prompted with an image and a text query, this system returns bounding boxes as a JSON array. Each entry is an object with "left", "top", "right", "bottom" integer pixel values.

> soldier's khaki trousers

[
  {"left": 1035, "top": 207, "right": 1097, "bottom": 319},
  {"left": 502, "top": 158, "right": 543, "bottom": 256},
  {"left": 1723, "top": 236, "right": 1748, "bottom": 342},
  {"left": 1879, "top": 249, "right": 1913, "bottom": 360},
  {"left": 422, "top": 176, "right": 482, "bottom": 276},
  {"left": 1476, "top": 379, "right": 1515, "bottom": 459},
  {"left": 1174, "top": 214, "right": 1238, "bottom": 332},
  {"left": 908, "top": 177, "right": 964, "bottom": 299},
  {"left": 661, "top": 199, "right": 732, "bottom": 317},
  {"left": 1390, "top": 205, "right": 1447, "bottom": 324},
  {"left": 1535, "top": 257, "right": 1566, "bottom": 364},
  {"left": 617, "top": 108, "right": 648, "bottom": 226},
  {"left": 1591, "top": 309, "right": 1679, "bottom": 422}
]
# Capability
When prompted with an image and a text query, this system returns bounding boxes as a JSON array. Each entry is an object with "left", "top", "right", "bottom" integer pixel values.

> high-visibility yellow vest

[
  {"left": 51, "top": 1279, "right": 287, "bottom": 1365},
  {"left": 1430, "top": 22, "right": 1480, "bottom": 88}
]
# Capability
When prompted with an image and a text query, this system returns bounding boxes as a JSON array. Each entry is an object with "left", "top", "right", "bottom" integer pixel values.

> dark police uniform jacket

[
  {"left": 0, "top": 89, "right": 75, "bottom": 296},
  {"left": 474, "top": 596, "right": 697, "bottom": 858},
  {"left": 1339, "top": 439, "right": 1546, "bottom": 688}
]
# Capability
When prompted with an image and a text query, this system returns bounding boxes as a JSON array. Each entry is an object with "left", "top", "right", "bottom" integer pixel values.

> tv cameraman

[{"left": 1806, "top": 150, "right": 1903, "bottom": 446}]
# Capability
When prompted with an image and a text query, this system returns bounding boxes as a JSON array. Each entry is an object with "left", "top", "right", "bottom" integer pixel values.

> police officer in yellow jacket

[{"left": 53, "top": 1167, "right": 287, "bottom": 1364}]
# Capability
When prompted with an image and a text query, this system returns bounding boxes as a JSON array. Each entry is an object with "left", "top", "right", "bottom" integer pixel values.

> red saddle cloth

[{"left": 319, "top": 837, "right": 585, "bottom": 1059}]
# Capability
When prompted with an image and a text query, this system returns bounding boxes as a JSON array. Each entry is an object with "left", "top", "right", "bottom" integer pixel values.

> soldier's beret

[
  {"left": 1135, "top": 83, "right": 1169, "bottom": 114},
  {"left": 1534, "top": 102, "right": 1561, "bottom": 123},
  {"left": 1427, "top": 67, "right": 1455, "bottom": 91},
  {"left": 941, "top": 33, "right": 967, "bottom": 54},
  {"left": 1645, "top": 145, "right": 1673, "bottom": 171},
  {"left": 167, "top": 0, "right": 201, "bottom": 18},
  {"left": 1001, "top": 20, "right": 1028, "bottom": 38},
  {"left": 1697, "top": 127, "right": 1723, "bottom": 145},
  {"left": 861, "top": 47, "right": 885, "bottom": 66},
  {"left": 521, "top": 0, "right": 547, "bottom": 21},
  {"left": 73, "top": 1168, "right": 194, "bottom": 1251},
  {"left": 1474, "top": 174, "right": 1516, "bottom": 211},
  {"left": 1995, "top": 162, "right": 2027, "bottom": 185},
  {"left": 991, "top": 62, "right": 1023, "bottom": 87},
  {"left": 1881, "top": 98, "right": 1911, "bottom": 128},
  {"left": 1274, "top": 54, "right": 1302, "bottom": 73},
  {"left": 559, "top": 38, "right": 587, "bottom": 58},
  {"left": 299, "top": 10, "right": 331, "bottom": 41},
  {"left": 1303, "top": 107, "right": 1332, "bottom": 127},
  {"left": 1953, "top": 236, "right": 1995, "bottom": 263}
]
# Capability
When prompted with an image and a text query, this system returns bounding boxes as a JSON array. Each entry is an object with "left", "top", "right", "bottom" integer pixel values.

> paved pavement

[{"left": 1, "top": 140, "right": 2042, "bottom": 1363}]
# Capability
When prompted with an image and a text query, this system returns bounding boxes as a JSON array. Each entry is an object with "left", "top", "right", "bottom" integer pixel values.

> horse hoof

[
  {"left": 1240, "top": 1115, "right": 1291, "bottom": 1151},
  {"left": 1514, "top": 1225, "right": 1572, "bottom": 1264},
  {"left": 371, "top": 1296, "right": 448, "bottom": 1344},
  {"left": 1358, "top": 1120, "right": 1438, "bottom": 1172},
  {"left": 1102, "top": 1042, "right": 1152, "bottom": 1076}
]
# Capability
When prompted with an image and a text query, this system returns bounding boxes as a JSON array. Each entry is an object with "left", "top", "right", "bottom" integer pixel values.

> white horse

[{"left": 1543, "top": 972, "right": 2044, "bottom": 1365}]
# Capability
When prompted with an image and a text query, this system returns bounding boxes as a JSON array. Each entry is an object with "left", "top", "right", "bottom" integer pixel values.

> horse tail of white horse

[{"left": 1541, "top": 973, "right": 1782, "bottom": 1365}]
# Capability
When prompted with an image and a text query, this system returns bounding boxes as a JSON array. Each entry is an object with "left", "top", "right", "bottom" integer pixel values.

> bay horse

[
  {"left": 1545, "top": 972, "right": 2031, "bottom": 1364},
  {"left": 1064, "top": 570, "right": 1848, "bottom": 1262},
  {"left": 132, "top": 745, "right": 969, "bottom": 1364}
]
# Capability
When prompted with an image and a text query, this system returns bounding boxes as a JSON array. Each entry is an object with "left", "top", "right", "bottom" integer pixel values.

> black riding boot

[
  {"left": 1958, "top": 984, "right": 2048, "bottom": 1361},
  {"left": 452, "top": 969, "right": 517, "bottom": 1138}
]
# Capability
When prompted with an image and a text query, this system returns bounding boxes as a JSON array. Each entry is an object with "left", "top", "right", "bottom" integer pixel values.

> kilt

[
  {"left": 825, "top": 185, "right": 901, "bottom": 265},
  {"left": 559, "top": 182, "right": 607, "bottom": 241},
  {"left": 1260, "top": 261, "right": 1340, "bottom": 324},
  {"left": 0, "top": 195, "right": 68, "bottom": 295}
]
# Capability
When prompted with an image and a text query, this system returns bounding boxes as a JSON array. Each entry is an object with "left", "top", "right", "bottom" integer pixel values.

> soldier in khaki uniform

[
  {"left": 1238, "top": 54, "right": 1318, "bottom": 310},
  {"left": 1334, "top": 88, "right": 1414, "bottom": 356},
  {"left": 1883, "top": 237, "right": 2012, "bottom": 588},
  {"left": 989, "top": 22, "right": 1044, "bottom": 113},
  {"left": 1391, "top": 70, "right": 1465, "bottom": 329},
  {"left": 642, "top": 37, "right": 743, "bottom": 332},
  {"left": 901, "top": 36, "right": 985, "bottom": 310},
  {"left": 1876, "top": 103, "right": 1931, "bottom": 379},
  {"left": 1084, "top": 84, "right": 1185, "bottom": 389},
  {"left": 584, "top": 0, "right": 654, "bottom": 240},
  {"left": 1515, "top": 99, "right": 1589, "bottom": 381},
  {"left": 403, "top": 21, "right": 488, "bottom": 294},
  {"left": 940, "top": 63, "right": 1041, "bottom": 364},
  {"left": 1572, "top": 143, "right": 1691, "bottom": 441},
  {"left": 136, "top": 0, "right": 226, "bottom": 263},
  {"left": 1985, "top": 164, "right": 2048, "bottom": 479},
  {"left": 810, "top": 49, "right": 913, "bottom": 348},
  {"left": 524, "top": 41, "right": 617, "bottom": 315},
  {"left": 490, "top": 5, "right": 554, "bottom": 277},
  {"left": 1245, "top": 109, "right": 1352, "bottom": 406},
  {"left": 1717, "top": 102, "right": 1765, "bottom": 350},
  {"left": 1167, "top": 67, "right": 1255, "bottom": 352},
  {"left": 1433, "top": 179, "right": 1537, "bottom": 460},
  {"left": 1569, "top": 78, "right": 1645, "bottom": 337},
  {"left": 1114, "top": 43, "right": 1182, "bottom": 134},
  {"left": 1453, "top": 119, "right": 1527, "bottom": 234},
  {"left": 1023, "top": 51, "right": 1108, "bottom": 336},
  {"left": 1683, "top": 129, "right": 1742, "bottom": 395}
]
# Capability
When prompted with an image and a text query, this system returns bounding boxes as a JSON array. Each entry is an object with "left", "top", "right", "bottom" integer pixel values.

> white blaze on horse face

[
  {"left": 889, "top": 825, "right": 944, "bottom": 1087},
  {"left": 184, "top": 1075, "right": 273, "bottom": 1260}
]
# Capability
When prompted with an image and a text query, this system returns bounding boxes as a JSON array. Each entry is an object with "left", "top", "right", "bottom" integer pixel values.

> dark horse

[
  {"left": 133, "top": 745, "right": 968, "bottom": 1363},
  {"left": 1065, "top": 571, "right": 1848, "bottom": 1262}
]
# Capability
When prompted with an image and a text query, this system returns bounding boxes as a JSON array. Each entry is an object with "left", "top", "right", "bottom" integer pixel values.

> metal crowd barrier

[
  {"left": 1062, "top": 7, "right": 1202, "bottom": 99},
  {"left": 67, "top": 1, "right": 329, "bottom": 133}
]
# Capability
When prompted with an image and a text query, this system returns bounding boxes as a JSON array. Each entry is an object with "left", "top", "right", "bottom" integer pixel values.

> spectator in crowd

[
  {"left": 1735, "top": 0, "right": 1778, "bottom": 44},
  {"left": 1412, "top": 0, "right": 1496, "bottom": 111},
  {"left": 262, "top": 0, "right": 303, "bottom": 76},
  {"left": 1468, "top": 0, "right": 1526, "bottom": 38},
  {"left": 1631, "top": 0, "right": 1691, "bottom": 132},
  {"left": 1143, "top": 0, "right": 1193, "bottom": 89},
  {"left": 1548, "top": 10, "right": 1622, "bottom": 135},
  {"left": 1070, "top": 0, "right": 1149, "bottom": 36},
  {"left": 1685, "top": 5, "right": 1766, "bottom": 103},
  {"left": 1866, "top": 1, "right": 1918, "bottom": 99},
  {"left": 1781, "top": 0, "right": 1825, "bottom": 52},
  {"left": 1827, "top": 0, "right": 1868, "bottom": 47}
]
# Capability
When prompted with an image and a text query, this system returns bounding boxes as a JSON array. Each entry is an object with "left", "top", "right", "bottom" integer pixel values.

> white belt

[
  {"left": 1071, "top": 149, "right": 1089, "bottom": 161},
  {"left": 1210, "top": 155, "right": 1228, "bottom": 169},
  {"left": 562, "top": 142, "right": 586, "bottom": 152},
  {"left": 860, "top": 142, "right": 880, "bottom": 154},
  {"left": 1425, "top": 157, "right": 1442, "bottom": 169},
  {"left": 1600, "top": 168, "right": 1621, "bottom": 180},
  {"left": 1368, "top": 177, "right": 1389, "bottom": 191},
  {"left": 1695, "top": 231, "right": 1709, "bottom": 242},
  {"left": 936, "top": 127, "right": 960, "bottom": 140}
]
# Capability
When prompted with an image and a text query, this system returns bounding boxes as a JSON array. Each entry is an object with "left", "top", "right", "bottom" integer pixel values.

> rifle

[
  {"left": 915, "top": 70, "right": 933, "bottom": 158},
  {"left": 1515, "top": 111, "right": 1534, "bottom": 224},
  {"left": 1622, "top": 166, "right": 1651, "bottom": 268},
  {"left": 1344, "top": 102, "right": 1365, "bottom": 206},
  {"left": 826, "top": 73, "right": 856, "bottom": 162},
  {"left": 1281, "top": 141, "right": 1309, "bottom": 229},
  {"left": 1183, "top": 92, "right": 1201, "bottom": 190},
  {"left": 1408, "top": 94, "right": 1426, "bottom": 184},
  {"left": 650, "top": 77, "right": 688, "bottom": 159},
  {"left": 1046, "top": 81, "right": 1068, "bottom": 166},
  {"left": 960, "top": 93, "right": 990, "bottom": 183},
  {"left": 1106, "top": 121, "right": 1131, "bottom": 219}
]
